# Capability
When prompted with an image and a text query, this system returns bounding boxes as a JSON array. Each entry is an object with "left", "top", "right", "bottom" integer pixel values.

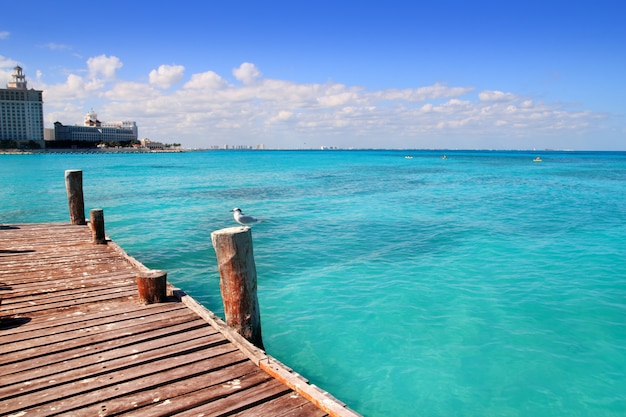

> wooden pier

[{"left": 0, "top": 223, "right": 360, "bottom": 416}]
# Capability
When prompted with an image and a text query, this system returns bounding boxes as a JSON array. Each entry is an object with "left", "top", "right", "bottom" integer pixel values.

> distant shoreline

[
  {"left": 0, "top": 148, "right": 185, "bottom": 155},
  {"left": 1, "top": 148, "right": 624, "bottom": 155}
]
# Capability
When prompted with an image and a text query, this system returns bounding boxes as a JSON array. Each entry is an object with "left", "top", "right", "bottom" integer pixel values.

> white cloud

[
  {"left": 233, "top": 62, "right": 261, "bottom": 84},
  {"left": 36, "top": 55, "right": 606, "bottom": 149},
  {"left": 103, "top": 81, "right": 161, "bottom": 101},
  {"left": 0, "top": 55, "right": 19, "bottom": 84},
  {"left": 0, "top": 55, "right": 18, "bottom": 68},
  {"left": 149, "top": 64, "right": 184, "bottom": 89},
  {"left": 372, "top": 83, "right": 474, "bottom": 103},
  {"left": 0, "top": 31, "right": 9, "bottom": 40},
  {"left": 87, "top": 55, "right": 122, "bottom": 81},
  {"left": 44, "top": 74, "right": 85, "bottom": 99},
  {"left": 478, "top": 90, "right": 517, "bottom": 102},
  {"left": 42, "top": 42, "right": 72, "bottom": 51},
  {"left": 317, "top": 90, "right": 359, "bottom": 107},
  {"left": 267, "top": 110, "right": 294, "bottom": 124},
  {"left": 184, "top": 71, "right": 226, "bottom": 90}
]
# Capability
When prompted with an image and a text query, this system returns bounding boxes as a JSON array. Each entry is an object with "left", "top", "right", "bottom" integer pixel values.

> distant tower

[
  {"left": 0, "top": 66, "right": 44, "bottom": 143},
  {"left": 84, "top": 109, "right": 101, "bottom": 127},
  {"left": 6, "top": 66, "right": 28, "bottom": 89}
]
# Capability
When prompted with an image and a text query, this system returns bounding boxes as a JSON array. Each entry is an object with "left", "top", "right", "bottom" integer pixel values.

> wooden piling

[
  {"left": 211, "top": 226, "right": 264, "bottom": 350},
  {"left": 136, "top": 270, "right": 168, "bottom": 304},
  {"left": 64, "top": 169, "right": 86, "bottom": 225},
  {"left": 89, "top": 208, "right": 106, "bottom": 244}
]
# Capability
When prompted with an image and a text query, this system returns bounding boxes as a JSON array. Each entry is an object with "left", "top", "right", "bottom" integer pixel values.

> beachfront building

[
  {"left": 0, "top": 66, "right": 45, "bottom": 149},
  {"left": 51, "top": 110, "right": 138, "bottom": 146},
  {"left": 140, "top": 138, "right": 165, "bottom": 150}
]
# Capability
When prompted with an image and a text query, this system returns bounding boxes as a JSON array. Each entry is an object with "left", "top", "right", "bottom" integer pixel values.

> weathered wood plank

[
  {"left": 0, "top": 312, "right": 205, "bottom": 366},
  {"left": 2, "top": 307, "right": 201, "bottom": 355},
  {"left": 0, "top": 302, "right": 190, "bottom": 339},
  {"left": 0, "top": 329, "right": 226, "bottom": 394},
  {"left": 230, "top": 391, "right": 326, "bottom": 417},
  {"left": 118, "top": 367, "right": 277, "bottom": 417},
  {"left": 1, "top": 288, "right": 137, "bottom": 316},
  {"left": 0, "top": 271, "right": 136, "bottom": 298},
  {"left": 0, "top": 318, "right": 210, "bottom": 376},
  {"left": 174, "top": 378, "right": 293, "bottom": 417},
  {"left": 73, "top": 361, "right": 265, "bottom": 417},
  {"left": 0, "top": 345, "right": 248, "bottom": 415}
]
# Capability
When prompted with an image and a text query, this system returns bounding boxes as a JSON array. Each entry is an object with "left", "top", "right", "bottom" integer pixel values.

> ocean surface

[{"left": 1, "top": 149, "right": 625, "bottom": 417}]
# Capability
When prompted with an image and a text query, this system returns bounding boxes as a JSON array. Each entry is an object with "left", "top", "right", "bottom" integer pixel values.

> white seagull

[{"left": 230, "top": 208, "right": 261, "bottom": 227}]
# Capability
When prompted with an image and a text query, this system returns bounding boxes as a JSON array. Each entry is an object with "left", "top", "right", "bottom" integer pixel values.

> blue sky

[{"left": 1, "top": 0, "right": 624, "bottom": 149}]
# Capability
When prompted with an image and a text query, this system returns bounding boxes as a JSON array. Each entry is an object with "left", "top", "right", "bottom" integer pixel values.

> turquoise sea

[{"left": 1, "top": 150, "right": 625, "bottom": 417}]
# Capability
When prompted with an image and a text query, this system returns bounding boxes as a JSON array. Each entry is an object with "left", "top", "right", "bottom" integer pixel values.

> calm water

[{"left": 2, "top": 150, "right": 625, "bottom": 416}]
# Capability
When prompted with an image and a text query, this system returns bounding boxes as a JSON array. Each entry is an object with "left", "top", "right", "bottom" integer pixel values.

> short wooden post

[
  {"left": 211, "top": 226, "right": 264, "bottom": 349},
  {"left": 90, "top": 208, "right": 106, "bottom": 244},
  {"left": 65, "top": 170, "right": 86, "bottom": 225},
  {"left": 136, "top": 270, "right": 168, "bottom": 304}
]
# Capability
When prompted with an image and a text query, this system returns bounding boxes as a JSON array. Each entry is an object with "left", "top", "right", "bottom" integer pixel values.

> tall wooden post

[
  {"left": 65, "top": 170, "right": 86, "bottom": 225},
  {"left": 211, "top": 226, "right": 264, "bottom": 350},
  {"left": 90, "top": 208, "right": 106, "bottom": 244}
]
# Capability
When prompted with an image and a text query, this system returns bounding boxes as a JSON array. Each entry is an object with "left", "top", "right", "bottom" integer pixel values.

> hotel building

[
  {"left": 52, "top": 109, "right": 138, "bottom": 144},
  {"left": 0, "top": 66, "right": 44, "bottom": 146}
]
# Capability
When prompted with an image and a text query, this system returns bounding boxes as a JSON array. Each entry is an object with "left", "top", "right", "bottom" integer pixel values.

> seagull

[{"left": 230, "top": 208, "right": 261, "bottom": 227}]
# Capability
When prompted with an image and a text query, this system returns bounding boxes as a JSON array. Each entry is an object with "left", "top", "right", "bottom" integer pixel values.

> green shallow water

[{"left": 2, "top": 150, "right": 625, "bottom": 416}]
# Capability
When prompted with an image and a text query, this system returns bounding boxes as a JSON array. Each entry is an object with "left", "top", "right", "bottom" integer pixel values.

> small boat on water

[
  {"left": 533, "top": 156, "right": 542, "bottom": 162},
  {"left": 405, "top": 155, "right": 413, "bottom": 159}
]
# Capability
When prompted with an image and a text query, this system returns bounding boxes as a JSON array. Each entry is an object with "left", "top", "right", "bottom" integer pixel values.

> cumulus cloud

[
  {"left": 0, "top": 55, "right": 18, "bottom": 68},
  {"left": 149, "top": 64, "right": 185, "bottom": 89},
  {"left": 43, "top": 74, "right": 87, "bottom": 101},
  {"left": 184, "top": 71, "right": 226, "bottom": 90},
  {"left": 0, "top": 55, "right": 19, "bottom": 84},
  {"left": 233, "top": 62, "right": 261, "bottom": 84},
  {"left": 103, "top": 81, "right": 161, "bottom": 101},
  {"left": 478, "top": 90, "right": 518, "bottom": 102},
  {"left": 36, "top": 55, "right": 604, "bottom": 149},
  {"left": 317, "top": 85, "right": 361, "bottom": 107},
  {"left": 372, "top": 83, "right": 474, "bottom": 103},
  {"left": 87, "top": 55, "right": 122, "bottom": 81}
]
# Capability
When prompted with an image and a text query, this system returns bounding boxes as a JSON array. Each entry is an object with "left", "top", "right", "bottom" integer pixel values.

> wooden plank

[
  {"left": 0, "top": 271, "right": 136, "bottom": 298},
  {"left": 2, "top": 284, "right": 136, "bottom": 311},
  {"left": 0, "top": 319, "right": 210, "bottom": 375},
  {"left": 116, "top": 366, "right": 278, "bottom": 417},
  {"left": 0, "top": 260, "right": 136, "bottom": 280},
  {"left": 0, "top": 312, "right": 205, "bottom": 365},
  {"left": 230, "top": 391, "right": 328, "bottom": 417},
  {"left": 174, "top": 378, "right": 293, "bottom": 417},
  {"left": 67, "top": 361, "right": 265, "bottom": 417},
  {"left": 0, "top": 301, "right": 188, "bottom": 339},
  {"left": 0, "top": 299, "right": 186, "bottom": 340},
  {"left": 3, "top": 282, "right": 136, "bottom": 306},
  {"left": 1, "top": 307, "right": 201, "bottom": 355},
  {"left": 0, "top": 329, "right": 226, "bottom": 393},
  {"left": 2, "top": 349, "right": 251, "bottom": 416}
]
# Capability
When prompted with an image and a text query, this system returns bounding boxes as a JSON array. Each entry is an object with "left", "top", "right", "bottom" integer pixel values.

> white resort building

[
  {"left": 0, "top": 66, "right": 45, "bottom": 147},
  {"left": 51, "top": 109, "right": 138, "bottom": 145}
]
